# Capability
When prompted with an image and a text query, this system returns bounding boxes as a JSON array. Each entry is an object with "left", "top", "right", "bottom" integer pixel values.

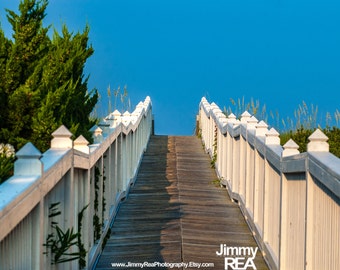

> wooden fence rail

[
  {"left": 0, "top": 97, "right": 153, "bottom": 270},
  {"left": 198, "top": 97, "right": 340, "bottom": 270}
]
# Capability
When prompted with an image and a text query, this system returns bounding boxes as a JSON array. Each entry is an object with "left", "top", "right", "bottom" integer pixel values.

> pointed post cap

[
  {"left": 90, "top": 125, "right": 103, "bottom": 144},
  {"left": 255, "top": 120, "right": 268, "bottom": 136},
  {"left": 112, "top": 109, "right": 121, "bottom": 116},
  {"left": 110, "top": 110, "right": 122, "bottom": 128},
  {"left": 246, "top": 116, "right": 258, "bottom": 129},
  {"left": 122, "top": 111, "right": 131, "bottom": 126},
  {"left": 282, "top": 139, "right": 300, "bottom": 157},
  {"left": 74, "top": 135, "right": 89, "bottom": 145},
  {"left": 51, "top": 125, "right": 73, "bottom": 149},
  {"left": 16, "top": 142, "right": 41, "bottom": 159},
  {"left": 14, "top": 142, "right": 43, "bottom": 176},
  {"left": 52, "top": 125, "right": 72, "bottom": 138},
  {"left": 241, "top": 111, "right": 252, "bottom": 123},
  {"left": 90, "top": 125, "right": 103, "bottom": 134},
  {"left": 74, "top": 135, "right": 89, "bottom": 154},
  {"left": 112, "top": 110, "right": 122, "bottom": 121},
  {"left": 307, "top": 128, "right": 329, "bottom": 152},
  {"left": 265, "top": 128, "right": 280, "bottom": 145},
  {"left": 227, "top": 113, "right": 237, "bottom": 123},
  {"left": 210, "top": 102, "right": 219, "bottom": 109}
]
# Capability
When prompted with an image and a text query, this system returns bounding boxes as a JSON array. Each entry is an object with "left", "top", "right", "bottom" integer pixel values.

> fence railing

[
  {"left": 198, "top": 97, "right": 340, "bottom": 270},
  {"left": 0, "top": 96, "right": 153, "bottom": 270}
]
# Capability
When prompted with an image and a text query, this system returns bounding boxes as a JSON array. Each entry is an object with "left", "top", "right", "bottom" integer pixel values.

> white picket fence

[
  {"left": 198, "top": 97, "right": 340, "bottom": 270},
  {"left": 0, "top": 96, "right": 153, "bottom": 270}
]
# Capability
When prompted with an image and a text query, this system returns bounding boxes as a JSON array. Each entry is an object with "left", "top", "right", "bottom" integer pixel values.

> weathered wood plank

[{"left": 95, "top": 135, "right": 269, "bottom": 270}]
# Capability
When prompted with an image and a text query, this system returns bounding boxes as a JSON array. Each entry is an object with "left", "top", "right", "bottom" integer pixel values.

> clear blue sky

[{"left": 1, "top": 0, "right": 339, "bottom": 135}]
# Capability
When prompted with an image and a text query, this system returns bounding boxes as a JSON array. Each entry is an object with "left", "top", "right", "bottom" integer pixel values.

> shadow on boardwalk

[
  {"left": 95, "top": 136, "right": 183, "bottom": 269},
  {"left": 95, "top": 136, "right": 269, "bottom": 270}
]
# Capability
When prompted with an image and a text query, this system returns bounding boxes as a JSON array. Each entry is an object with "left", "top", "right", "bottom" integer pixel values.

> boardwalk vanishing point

[{"left": 95, "top": 135, "right": 269, "bottom": 270}]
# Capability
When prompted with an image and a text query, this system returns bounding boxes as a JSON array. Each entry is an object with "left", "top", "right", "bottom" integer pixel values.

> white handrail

[
  {"left": 0, "top": 96, "right": 153, "bottom": 270},
  {"left": 198, "top": 97, "right": 340, "bottom": 270}
]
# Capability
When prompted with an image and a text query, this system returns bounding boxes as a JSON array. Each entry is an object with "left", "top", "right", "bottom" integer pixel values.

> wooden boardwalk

[{"left": 95, "top": 136, "right": 269, "bottom": 270}]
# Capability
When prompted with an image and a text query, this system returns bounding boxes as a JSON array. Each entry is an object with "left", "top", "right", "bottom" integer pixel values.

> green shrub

[
  {"left": 280, "top": 127, "right": 313, "bottom": 154},
  {"left": 324, "top": 126, "right": 340, "bottom": 158}
]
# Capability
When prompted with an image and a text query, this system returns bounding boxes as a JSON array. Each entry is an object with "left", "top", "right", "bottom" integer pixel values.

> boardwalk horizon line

[{"left": 95, "top": 135, "right": 269, "bottom": 270}]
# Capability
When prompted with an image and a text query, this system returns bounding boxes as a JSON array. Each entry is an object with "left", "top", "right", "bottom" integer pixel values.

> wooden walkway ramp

[{"left": 95, "top": 136, "right": 269, "bottom": 270}]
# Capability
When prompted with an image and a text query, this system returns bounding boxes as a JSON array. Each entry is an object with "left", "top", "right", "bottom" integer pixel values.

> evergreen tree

[
  {"left": 0, "top": 28, "right": 11, "bottom": 129},
  {"left": 31, "top": 26, "right": 98, "bottom": 151},
  {"left": 0, "top": 0, "right": 98, "bottom": 152}
]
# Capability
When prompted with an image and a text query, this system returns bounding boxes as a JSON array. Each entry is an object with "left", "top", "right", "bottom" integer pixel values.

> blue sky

[{"left": 1, "top": 0, "right": 339, "bottom": 135}]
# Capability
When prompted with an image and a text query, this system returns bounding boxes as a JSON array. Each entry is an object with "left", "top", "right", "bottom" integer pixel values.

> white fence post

[
  {"left": 280, "top": 139, "right": 306, "bottom": 270},
  {"left": 305, "top": 129, "right": 339, "bottom": 270},
  {"left": 14, "top": 142, "right": 43, "bottom": 176}
]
